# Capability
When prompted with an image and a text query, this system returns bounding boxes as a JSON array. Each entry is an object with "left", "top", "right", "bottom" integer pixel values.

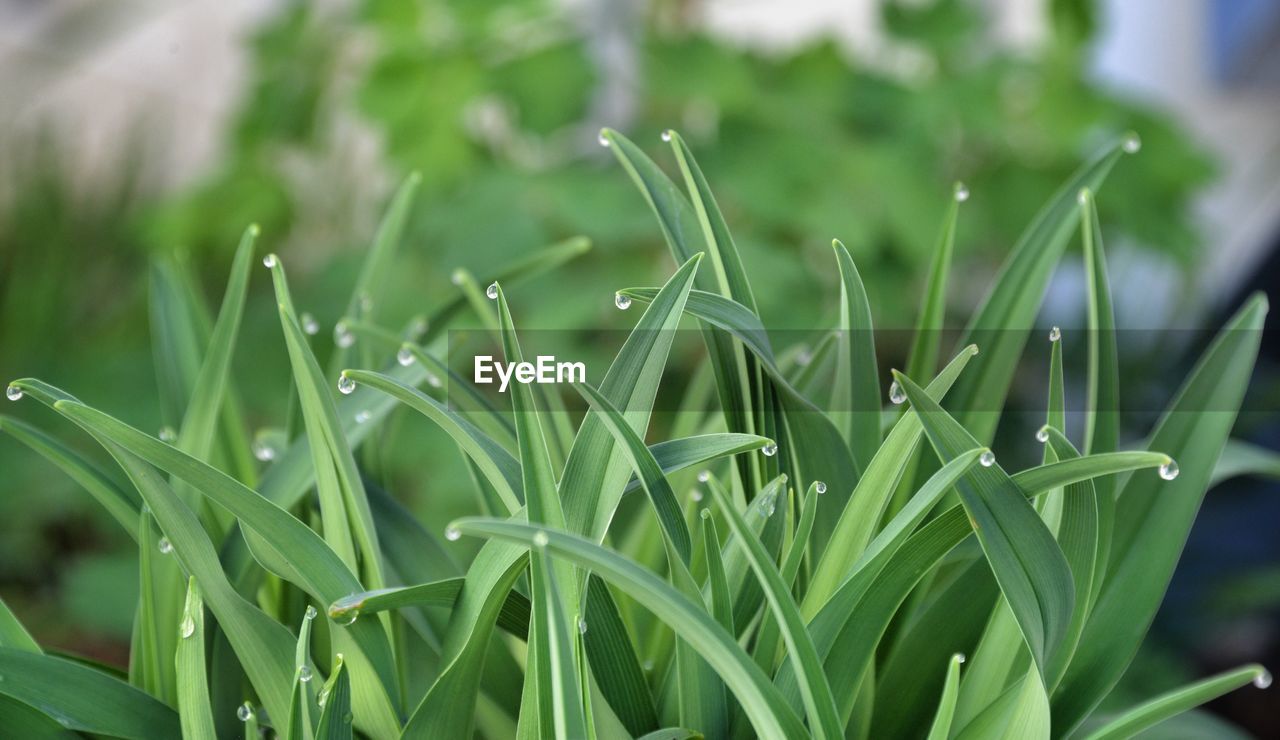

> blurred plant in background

[{"left": 0, "top": 0, "right": 1238, "bottom": 705}]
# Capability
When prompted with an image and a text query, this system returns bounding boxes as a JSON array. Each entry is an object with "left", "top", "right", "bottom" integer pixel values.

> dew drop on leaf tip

[
  {"left": 6, "top": 384, "right": 22, "bottom": 401},
  {"left": 889, "top": 381, "right": 906, "bottom": 405},
  {"left": 979, "top": 450, "right": 996, "bottom": 467}
]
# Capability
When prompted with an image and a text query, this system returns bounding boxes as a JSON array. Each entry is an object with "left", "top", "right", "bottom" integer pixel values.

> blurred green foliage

[{"left": 0, "top": 0, "right": 1216, "bottom": 654}]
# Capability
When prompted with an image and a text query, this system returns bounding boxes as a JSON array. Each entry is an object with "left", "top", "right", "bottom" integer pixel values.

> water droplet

[
  {"left": 486, "top": 282, "right": 499, "bottom": 300},
  {"left": 661, "top": 129, "right": 673, "bottom": 143},
  {"left": 1049, "top": 326, "right": 1061, "bottom": 342},
  {"left": 237, "top": 702, "right": 255, "bottom": 722},
  {"left": 252, "top": 440, "right": 276, "bottom": 462},
  {"left": 409, "top": 316, "right": 429, "bottom": 338},
  {"left": 334, "top": 321, "right": 355, "bottom": 348},
  {"left": 598, "top": 130, "right": 611, "bottom": 147},
  {"left": 796, "top": 348, "right": 813, "bottom": 366},
  {"left": 691, "top": 489, "right": 703, "bottom": 502},
  {"left": 317, "top": 686, "right": 331, "bottom": 708},
  {"left": 263, "top": 254, "right": 278, "bottom": 269},
  {"left": 979, "top": 450, "right": 996, "bottom": 468},
  {"left": 762, "top": 494, "right": 777, "bottom": 517},
  {"left": 450, "top": 269, "right": 465, "bottom": 286},
  {"left": 1158, "top": 459, "right": 1180, "bottom": 480},
  {"left": 158, "top": 537, "right": 174, "bottom": 555},
  {"left": 300, "top": 312, "right": 319, "bottom": 336},
  {"left": 577, "top": 616, "right": 588, "bottom": 635},
  {"left": 1077, "top": 188, "right": 1091, "bottom": 206},
  {"left": 815, "top": 481, "right": 827, "bottom": 495},
  {"left": 1122, "top": 132, "right": 1142, "bottom": 154},
  {"left": 359, "top": 292, "right": 374, "bottom": 314},
  {"left": 642, "top": 659, "right": 654, "bottom": 672},
  {"left": 298, "top": 665, "right": 313, "bottom": 683},
  {"left": 338, "top": 611, "right": 358, "bottom": 626},
  {"left": 397, "top": 346, "right": 415, "bottom": 366},
  {"left": 355, "top": 410, "right": 371, "bottom": 424},
  {"left": 954, "top": 653, "right": 967, "bottom": 664},
  {"left": 1035, "top": 427, "right": 1050, "bottom": 443},
  {"left": 614, "top": 292, "right": 632, "bottom": 310},
  {"left": 1254, "top": 669, "right": 1272, "bottom": 689},
  {"left": 426, "top": 373, "right": 443, "bottom": 388},
  {"left": 697, "top": 470, "right": 711, "bottom": 483},
  {"left": 700, "top": 508, "right": 711, "bottom": 519},
  {"left": 5, "top": 384, "right": 22, "bottom": 401},
  {"left": 158, "top": 426, "right": 177, "bottom": 443},
  {"left": 337, "top": 374, "right": 356, "bottom": 395},
  {"left": 761, "top": 441, "right": 778, "bottom": 457},
  {"left": 445, "top": 525, "right": 461, "bottom": 541},
  {"left": 532, "top": 530, "right": 550, "bottom": 549},
  {"left": 304, "top": 605, "right": 317, "bottom": 620},
  {"left": 889, "top": 381, "right": 906, "bottom": 405},
  {"left": 180, "top": 613, "right": 195, "bottom": 638},
  {"left": 953, "top": 182, "right": 970, "bottom": 202}
]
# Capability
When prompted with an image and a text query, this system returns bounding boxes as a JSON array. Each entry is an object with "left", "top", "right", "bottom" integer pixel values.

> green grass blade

[
  {"left": 267, "top": 259, "right": 386, "bottom": 591},
  {"left": 665, "top": 129, "right": 759, "bottom": 313},
  {"left": 625, "top": 434, "right": 772, "bottom": 497},
  {"left": 175, "top": 224, "right": 256, "bottom": 468},
  {"left": 704, "top": 478, "right": 842, "bottom": 738},
  {"left": 402, "top": 540, "right": 528, "bottom": 739},
  {"left": 425, "top": 237, "right": 592, "bottom": 337},
  {"left": 0, "top": 648, "right": 181, "bottom": 739},
  {"left": 925, "top": 653, "right": 965, "bottom": 740},
  {"left": 1010, "top": 452, "right": 1172, "bottom": 495},
  {"left": 750, "top": 480, "right": 816, "bottom": 673},
  {"left": 892, "top": 369, "right": 1074, "bottom": 677},
  {"left": 831, "top": 239, "right": 881, "bottom": 473},
  {"left": 949, "top": 139, "right": 1128, "bottom": 443},
  {"left": 175, "top": 578, "right": 216, "bottom": 740},
  {"left": 700, "top": 513, "right": 734, "bottom": 633},
  {"left": 559, "top": 253, "right": 702, "bottom": 542},
  {"left": 451, "top": 518, "right": 808, "bottom": 738},
  {"left": 584, "top": 575, "right": 660, "bottom": 736},
  {"left": 0, "top": 415, "right": 140, "bottom": 538},
  {"left": 1081, "top": 664, "right": 1268, "bottom": 740},
  {"left": 315, "top": 654, "right": 353, "bottom": 740},
  {"left": 905, "top": 184, "right": 964, "bottom": 383},
  {"left": 572, "top": 381, "right": 693, "bottom": 564},
  {"left": 1211, "top": 439, "right": 1280, "bottom": 485},
  {"left": 605, "top": 128, "right": 762, "bottom": 496},
  {"left": 329, "top": 579, "right": 531, "bottom": 638},
  {"left": 1053, "top": 294, "right": 1267, "bottom": 734},
  {"left": 531, "top": 538, "right": 590, "bottom": 738},
  {"left": 617, "top": 286, "right": 859, "bottom": 549},
  {"left": 284, "top": 608, "right": 318, "bottom": 740},
  {"left": 343, "top": 368, "right": 523, "bottom": 513},
  {"left": 805, "top": 344, "right": 978, "bottom": 618},
  {"left": 0, "top": 595, "right": 40, "bottom": 653},
  {"left": 1038, "top": 427, "right": 1100, "bottom": 691},
  {"left": 134, "top": 502, "right": 181, "bottom": 703},
  {"left": 25, "top": 390, "right": 399, "bottom": 737},
  {"left": 13, "top": 381, "right": 298, "bottom": 725},
  {"left": 344, "top": 172, "right": 420, "bottom": 322}
]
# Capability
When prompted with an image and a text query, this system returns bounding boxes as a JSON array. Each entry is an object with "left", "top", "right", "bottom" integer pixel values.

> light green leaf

[
  {"left": 175, "top": 578, "right": 215, "bottom": 740},
  {"left": 0, "top": 647, "right": 181, "bottom": 739},
  {"left": 1081, "top": 664, "right": 1268, "bottom": 740},
  {"left": 451, "top": 518, "right": 808, "bottom": 739}
]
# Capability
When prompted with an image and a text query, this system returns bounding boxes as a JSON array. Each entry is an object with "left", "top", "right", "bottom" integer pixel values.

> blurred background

[{"left": 1, "top": 0, "right": 1278, "bottom": 735}]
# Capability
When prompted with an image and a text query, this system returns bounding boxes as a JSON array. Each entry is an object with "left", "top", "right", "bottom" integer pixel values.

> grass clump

[{"left": 0, "top": 129, "right": 1272, "bottom": 739}]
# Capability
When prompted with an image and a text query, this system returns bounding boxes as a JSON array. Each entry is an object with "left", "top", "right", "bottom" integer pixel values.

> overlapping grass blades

[{"left": 0, "top": 131, "right": 1270, "bottom": 739}]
